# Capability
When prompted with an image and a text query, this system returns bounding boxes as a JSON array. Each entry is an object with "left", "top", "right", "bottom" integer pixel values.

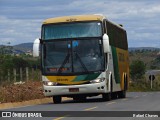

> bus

[{"left": 33, "top": 14, "right": 129, "bottom": 103}]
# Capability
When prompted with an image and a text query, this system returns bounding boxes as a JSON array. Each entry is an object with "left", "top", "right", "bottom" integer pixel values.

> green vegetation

[
  {"left": 129, "top": 49, "right": 160, "bottom": 69},
  {"left": 0, "top": 45, "right": 160, "bottom": 103},
  {"left": 0, "top": 46, "right": 40, "bottom": 84},
  {"left": 130, "top": 60, "right": 146, "bottom": 81},
  {"left": 128, "top": 78, "right": 160, "bottom": 92},
  {"left": 128, "top": 49, "right": 160, "bottom": 91},
  {"left": 150, "top": 56, "right": 160, "bottom": 69},
  {"left": 0, "top": 46, "right": 42, "bottom": 103}
]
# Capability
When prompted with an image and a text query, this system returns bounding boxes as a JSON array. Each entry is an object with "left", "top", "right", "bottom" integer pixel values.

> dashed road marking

[
  {"left": 84, "top": 106, "right": 97, "bottom": 111},
  {"left": 134, "top": 96, "right": 139, "bottom": 98},
  {"left": 106, "top": 102, "right": 116, "bottom": 105},
  {"left": 143, "top": 94, "right": 147, "bottom": 96},
  {"left": 122, "top": 98, "right": 128, "bottom": 101},
  {"left": 53, "top": 115, "right": 69, "bottom": 120},
  {"left": 54, "top": 116, "right": 66, "bottom": 120}
]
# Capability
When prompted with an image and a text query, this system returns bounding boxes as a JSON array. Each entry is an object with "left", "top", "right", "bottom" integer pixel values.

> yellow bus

[{"left": 33, "top": 14, "right": 129, "bottom": 103}]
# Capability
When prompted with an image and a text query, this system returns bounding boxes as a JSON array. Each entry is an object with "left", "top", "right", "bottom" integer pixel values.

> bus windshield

[
  {"left": 42, "top": 22, "right": 102, "bottom": 40},
  {"left": 42, "top": 39, "right": 104, "bottom": 75}
]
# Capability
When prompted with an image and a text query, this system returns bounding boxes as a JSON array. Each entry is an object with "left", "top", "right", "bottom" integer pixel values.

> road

[{"left": 1, "top": 92, "right": 160, "bottom": 120}]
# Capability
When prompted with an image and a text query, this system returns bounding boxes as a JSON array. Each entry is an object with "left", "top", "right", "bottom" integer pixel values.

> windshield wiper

[
  {"left": 74, "top": 52, "right": 89, "bottom": 73},
  {"left": 57, "top": 53, "right": 70, "bottom": 74}
]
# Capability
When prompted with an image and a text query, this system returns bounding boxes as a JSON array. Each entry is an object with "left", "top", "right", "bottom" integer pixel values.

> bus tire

[
  {"left": 102, "top": 93, "right": 111, "bottom": 101},
  {"left": 125, "top": 75, "right": 128, "bottom": 90},
  {"left": 118, "top": 89, "right": 126, "bottom": 98},
  {"left": 118, "top": 79, "right": 126, "bottom": 98},
  {"left": 102, "top": 75, "right": 112, "bottom": 101},
  {"left": 53, "top": 96, "right": 61, "bottom": 104},
  {"left": 110, "top": 74, "right": 116, "bottom": 99},
  {"left": 111, "top": 92, "right": 118, "bottom": 99}
]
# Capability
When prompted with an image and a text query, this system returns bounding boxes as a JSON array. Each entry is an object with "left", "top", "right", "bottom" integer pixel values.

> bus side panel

[
  {"left": 111, "top": 46, "right": 121, "bottom": 84},
  {"left": 116, "top": 48, "right": 129, "bottom": 90}
]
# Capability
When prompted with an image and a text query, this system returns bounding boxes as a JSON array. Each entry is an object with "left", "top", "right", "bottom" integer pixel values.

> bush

[{"left": 130, "top": 60, "right": 146, "bottom": 81}]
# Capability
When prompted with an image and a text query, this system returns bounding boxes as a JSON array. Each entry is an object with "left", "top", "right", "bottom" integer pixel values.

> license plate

[{"left": 69, "top": 88, "right": 79, "bottom": 92}]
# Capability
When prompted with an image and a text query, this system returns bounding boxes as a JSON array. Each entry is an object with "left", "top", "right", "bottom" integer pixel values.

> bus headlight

[
  {"left": 90, "top": 78, "right": 105, "bottom": 83},
  {"left": 43, "top": 81, "right": 57, "bottom": 86}
]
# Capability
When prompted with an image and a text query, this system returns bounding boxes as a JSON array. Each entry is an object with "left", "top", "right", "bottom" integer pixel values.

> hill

[
  {"left": 12, "top": 43, "right": 160, "bottom": 53},
  {"left": 129, "top": 47, "right": 160, "bottom": 52},
  {"left": 129, "top": 48, "right": 160, "bottom": 69},
  {"left": 1, "top": 43, "right": 160, "bottom": 67},
  {"left": 13, "top": 43, "right": 33, "bottom": 52}
]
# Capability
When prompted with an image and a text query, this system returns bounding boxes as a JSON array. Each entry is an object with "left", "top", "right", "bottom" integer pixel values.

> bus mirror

[
  {"left": 103, "top": 34, "right": 110, "bottom": 53},
  {"left": 33, "top": 38, "right": 40, "bottom": 57}
]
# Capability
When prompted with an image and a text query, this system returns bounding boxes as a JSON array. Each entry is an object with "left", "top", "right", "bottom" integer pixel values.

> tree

[
  {"left": 130, "top": 60, "right": 146, "bottom": 81},
  {"left": 12, "top": 57, "right": 28, "bottom": 69},
  {"left": 150, "top": 55, "right": 160, "bottom": 69}
]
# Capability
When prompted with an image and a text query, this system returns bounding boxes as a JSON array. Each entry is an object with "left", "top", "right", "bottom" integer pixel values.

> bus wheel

[
  {"left": 111, "top": 92, "right": 118, "bottom": 99},
  {"left": 118, "top": 90, "right": 126, "bottom": 98},
  {"left": 53, "top": 96, "right": 61, "bottom": 104},
  {"left": 118, "top": 80, "right": 126, "bottom": 98},
  {"left": 102, "top": 93, "right": 111, "bottom": 101},
  {"left": 103, "top": 74, "right": 113, "bottom": 101}
]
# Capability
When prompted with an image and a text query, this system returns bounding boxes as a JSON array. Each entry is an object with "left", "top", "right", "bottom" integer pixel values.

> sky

[{"left": 0, "top": 0, "right": 160, "bottom": 48}]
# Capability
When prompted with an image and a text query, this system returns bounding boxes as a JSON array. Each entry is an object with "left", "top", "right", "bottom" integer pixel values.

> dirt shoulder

[
  {"left": 0, "top": 97, "right": 70, "bottom": 110},
  {"left": 0, "top": 81, "right": 44, "bottom": 103},
  {"left": 0, "top": 97, "right": 52, "bottom": 110},
  {"left": 0, "top": 81, "right": 71, "bottom": 109}
]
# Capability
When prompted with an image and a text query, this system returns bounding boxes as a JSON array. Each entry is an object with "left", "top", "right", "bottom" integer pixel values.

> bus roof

[{"left": 43, "top": 14, "right": 105, "bottom": 24}]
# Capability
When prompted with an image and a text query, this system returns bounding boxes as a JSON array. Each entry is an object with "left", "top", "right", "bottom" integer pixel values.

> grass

[{"left": 128, "top": 79, "right": 160, "bottom": 92}]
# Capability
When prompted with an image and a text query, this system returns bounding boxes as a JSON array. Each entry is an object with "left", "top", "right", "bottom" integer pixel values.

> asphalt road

[{"left": 1, "top": 92, "right": 160, "bottom": 120}]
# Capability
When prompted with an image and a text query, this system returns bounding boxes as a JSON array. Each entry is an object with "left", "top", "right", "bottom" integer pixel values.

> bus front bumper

[{"left": 43, "top": 81, "right": 107, "bottom": 97}]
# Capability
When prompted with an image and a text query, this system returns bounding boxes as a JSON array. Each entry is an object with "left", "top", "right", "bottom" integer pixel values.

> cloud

[
  {"left": 0, "top": 0, "right": 160, "bottom": 47},
  {"left": 0, "top": 16, "right": 42, "bottom": 45}
]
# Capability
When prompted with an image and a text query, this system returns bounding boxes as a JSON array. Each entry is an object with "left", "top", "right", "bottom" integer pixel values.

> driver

[{"left": 87, "top": 49, "right": 98, "bottom": 58}]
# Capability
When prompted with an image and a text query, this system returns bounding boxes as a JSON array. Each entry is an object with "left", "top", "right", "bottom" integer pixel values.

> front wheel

[
  {"left": 118, "top": 80, "right": 127, "bottom": 98},
  {"left": 111, "top": 92, "right": 118, "bottom": 99},
  {"left": 103, "top": 74, "right": 112, "bottom": 101},
  {"left": 102, "top": 93, "right": 111, "bottom": 101},
  {"left": 53, "top": 96, "right": 62, "bottom": 104},
  {"left": 118, "top": 90, "right": 126, "bottom": 98}
]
